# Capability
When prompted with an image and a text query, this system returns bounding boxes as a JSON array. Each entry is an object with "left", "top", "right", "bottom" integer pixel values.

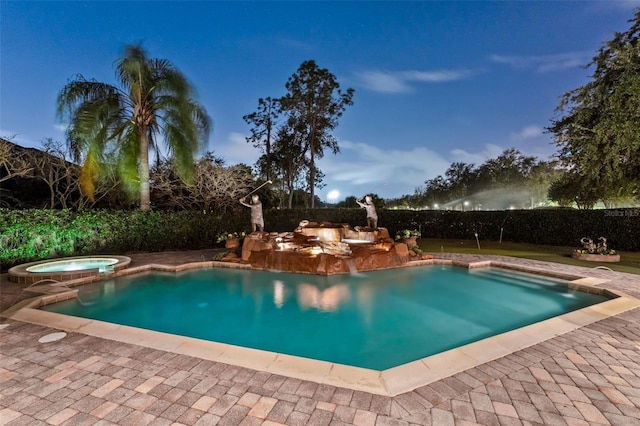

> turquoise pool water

[{"left": 42, "top": 266, "right": 608, "bottom": 370}]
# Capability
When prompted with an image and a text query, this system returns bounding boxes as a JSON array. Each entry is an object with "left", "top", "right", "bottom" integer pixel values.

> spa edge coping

[
  {"left": 7, "top": 255, "right": 132, "bottom": 285},
  {"left": 2, "top": 257, "right": 638, "bottom": 397}
]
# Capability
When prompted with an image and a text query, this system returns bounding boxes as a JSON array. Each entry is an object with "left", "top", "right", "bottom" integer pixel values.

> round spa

[{"left": 8, "top": 255, "right": 131, "bottom": 285}]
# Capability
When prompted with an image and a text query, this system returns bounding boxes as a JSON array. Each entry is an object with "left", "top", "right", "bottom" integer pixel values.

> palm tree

[{"left": 57, "top": 44, "right": 211, "bottom": 211}]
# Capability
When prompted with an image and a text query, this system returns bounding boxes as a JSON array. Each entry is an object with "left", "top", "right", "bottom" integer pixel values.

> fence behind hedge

[{"left": 1, "top": 207, "right": 638, "bottom": 270}]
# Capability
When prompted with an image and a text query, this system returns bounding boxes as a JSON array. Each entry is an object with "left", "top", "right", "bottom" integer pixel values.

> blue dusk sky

[{"left": 0, "top": 1, "right": 637, "bottom": 200}]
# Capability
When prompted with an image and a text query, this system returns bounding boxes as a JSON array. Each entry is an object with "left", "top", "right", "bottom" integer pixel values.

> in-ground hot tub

[{"left": 8, "top": 255, "right": 131, "bottom": 285}]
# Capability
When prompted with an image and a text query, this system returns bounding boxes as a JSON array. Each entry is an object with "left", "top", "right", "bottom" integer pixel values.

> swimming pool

[{"left": 41, "top": 265, "right": 608, "bottom": 370}]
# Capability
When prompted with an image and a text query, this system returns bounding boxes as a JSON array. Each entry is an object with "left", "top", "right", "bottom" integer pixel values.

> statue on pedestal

[
  {"left": 240, "top": 194, "right": 264, "bottom": 232},
  {"left": 356, "top": 195, "right": 378, "bottom": 229}
]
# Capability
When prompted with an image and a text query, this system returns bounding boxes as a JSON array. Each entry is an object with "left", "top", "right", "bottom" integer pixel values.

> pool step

[{"left": 470, "top": 268, "right": 570, "bottom": 293}]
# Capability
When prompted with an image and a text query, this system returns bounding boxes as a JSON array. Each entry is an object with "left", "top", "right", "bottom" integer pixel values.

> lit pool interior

[
  {"left": 26, "top": 257, "right": 119, "bottom": 273},
  {"left": 41, "top": 266, "right": 609, "bottom": 370}
]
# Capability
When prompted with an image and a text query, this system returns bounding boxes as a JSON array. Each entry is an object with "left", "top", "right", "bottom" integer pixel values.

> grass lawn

[{"left": 418, "top": 238, "right": 640, "bottom": 275}]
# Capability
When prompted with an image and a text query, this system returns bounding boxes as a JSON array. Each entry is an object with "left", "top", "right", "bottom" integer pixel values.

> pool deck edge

[{"left": 2, "top": 257, "right": 639, "bottom": 397}]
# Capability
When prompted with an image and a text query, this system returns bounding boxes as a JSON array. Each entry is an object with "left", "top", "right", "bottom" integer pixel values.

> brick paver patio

[{"left": 2, "top": 251, "right": 640, "bottom": 425}]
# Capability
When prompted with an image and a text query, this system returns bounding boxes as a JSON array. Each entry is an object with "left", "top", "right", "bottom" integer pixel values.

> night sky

[{"left": 1, "top": 1, "right": 634, "bottom": 199}]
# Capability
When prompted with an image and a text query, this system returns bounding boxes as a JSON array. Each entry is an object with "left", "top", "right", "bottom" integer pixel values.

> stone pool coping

[{"left": 2, "top": 257, "right": 639, "bottom": 397}]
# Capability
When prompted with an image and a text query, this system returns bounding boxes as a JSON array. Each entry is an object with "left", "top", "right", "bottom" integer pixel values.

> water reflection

[
  {"left": 273, "top": 280, "right": 285, "bottom": 308},
  {"left": 297, "top": 283, "right": 350, "bottom": 311},
  {"left": 272, "top": 279, "right": 351, "bottom": 312}
]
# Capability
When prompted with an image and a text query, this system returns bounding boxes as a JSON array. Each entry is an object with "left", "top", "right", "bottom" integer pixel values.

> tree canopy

[
  {"left": 243, "top": 97, "right": 279, "bottom": 182},
  {"left": 400, "top": 148, "right": 558, "bottom": 210},
  {"left": 280, "top": 60, "right": 354, "bottom": 208},
  {"left": 150, "top": 152, "right": 254, "bottom": 213},
  {"left": 245, "top": 60, "right": 354, "bottom": 208},
  {"left": 549, "top": 9, "right": 640, "bottom": 204}
]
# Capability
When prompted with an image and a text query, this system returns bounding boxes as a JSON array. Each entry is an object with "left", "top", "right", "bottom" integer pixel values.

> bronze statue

[
  {"left": 240, "top": 194, "right": 264, "bottom": 232},
  {"left": 356, "top": 195, "right": 378, "bottom": 229},
  {"left": 580, "top": 236, "right": 611, "bottom": 255},
  {"left": 597, "top": 237, "right": 608, "bottom": 254},
  {"left": 580, "top": 237, "right": 596, "bottom": 253}
]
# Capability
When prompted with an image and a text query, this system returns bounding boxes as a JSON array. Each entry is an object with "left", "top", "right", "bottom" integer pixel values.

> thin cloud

[
  {"left": 318, "top": 139, "right": 451, "bottom": 198},
  {"left": 355, "top": 68, "right": 474, "bottom": 93},
  {"left": 490, "top": 52, "right": 589, "bottom": 73},
  {"left": 608, "top": 0, "right": 640, "bottom": 10},
  {"left": 355, "top": 71, "right": 411, "bottom": 93},
  {"left": 511, "top": 125, "right": 544, "bottom": 141},
  {"left": 621, "top": 0, "right": 640, "bottom": 7},
  {"left": 1, "top": 124, "right": 65, "bottom": 148},
  {"left": 208, "top": 134, "right": 437, "bottom": 199},
  {"left": 0, "top": 129, "right": 40, "bottom": 148},
  {"left": 450, "top": 139, "right": 556, "bottom": 166},
  {"left": 214, "top": 132, "right": 261, "bottom": 165},
  {"left": 509, "top": 126, "right": 557, "bottom": 159},
  {"left": 278, "top": 37, "right": 314, "bottom": 51},
  {"left": 450, "top": 144, "right": 504, "bottom": 165},
  {"left": 400, "top": 70, "right": 473, "bottom": 83},
  {"left": 0, "top": 129, "right": 19, "bottom": 141}
]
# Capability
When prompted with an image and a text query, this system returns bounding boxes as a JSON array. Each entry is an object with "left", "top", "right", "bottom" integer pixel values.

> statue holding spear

[
  {"left": 239, "top": 180, "right": 271, "bottom": 232},
  {"left": 356, "top": 195, "right": 378, "bottom": 229}
]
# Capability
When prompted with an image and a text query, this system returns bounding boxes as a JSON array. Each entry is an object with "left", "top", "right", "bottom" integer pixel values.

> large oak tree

[{"left": 549, "top": 10, "right": 640, "bottom": 205}]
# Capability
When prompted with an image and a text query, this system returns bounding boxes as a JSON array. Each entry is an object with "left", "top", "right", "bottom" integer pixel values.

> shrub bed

[
  {"left": 0, "top": 209, "right": 249, "bottom": 270},
  {"left": 1, "top": 207, "right": 638, "bottom": 270}
]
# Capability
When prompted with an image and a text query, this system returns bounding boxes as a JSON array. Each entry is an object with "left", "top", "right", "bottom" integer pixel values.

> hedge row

[
  {"left": 267, "top": 208, "right": 640, "bottom": 251},
  {"left": 0, "top": 209, "right": 250, "bottom": 270},
  {"left": 1, "top": 207, "right": 638, "bottom": 270}
]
